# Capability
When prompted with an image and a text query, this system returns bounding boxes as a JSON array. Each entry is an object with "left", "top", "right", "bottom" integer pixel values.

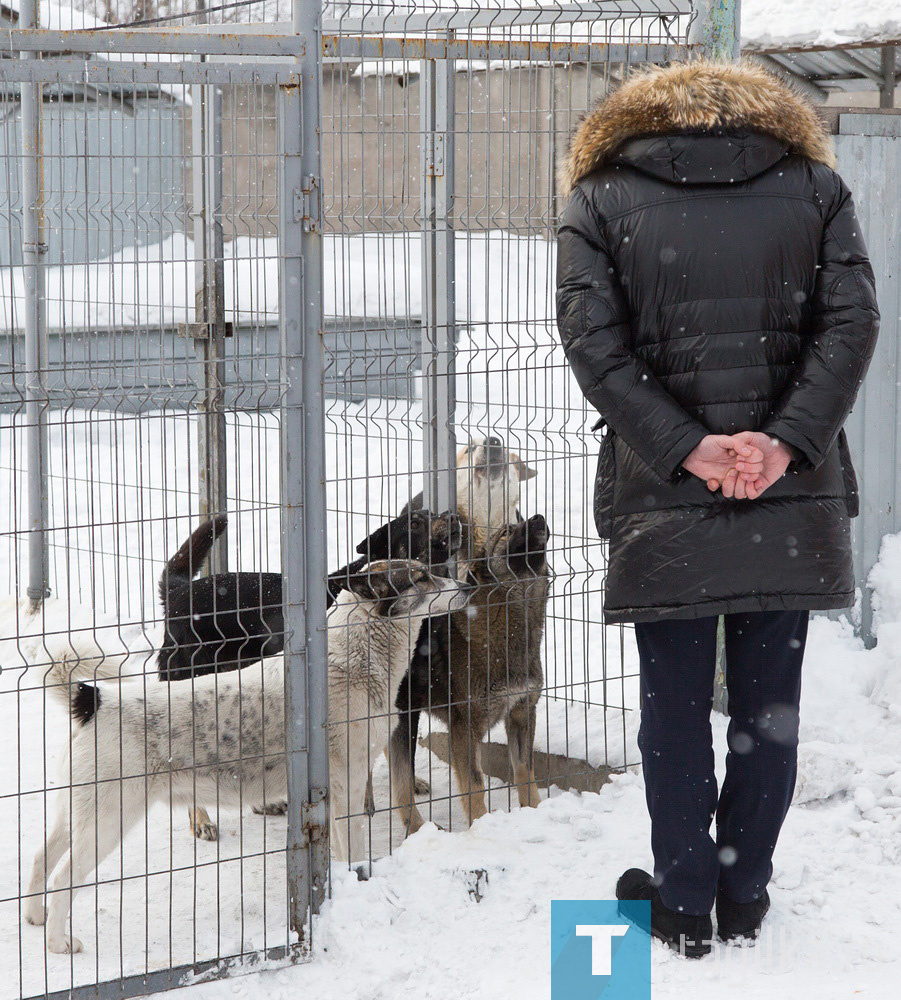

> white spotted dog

[
  {"left": 327, "top": 561, "right": 468, "bottom": 867},
  {"left": 25, "top": 561, "right": 467, "bottom": 954}
]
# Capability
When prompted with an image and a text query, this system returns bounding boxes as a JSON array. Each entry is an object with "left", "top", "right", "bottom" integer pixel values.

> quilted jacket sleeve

[
  {"left": 556, "top": 184, "right": 708, "bottom": 482},
  {"left": 761, "top": 173, "right": 880, "bottom": 469}
]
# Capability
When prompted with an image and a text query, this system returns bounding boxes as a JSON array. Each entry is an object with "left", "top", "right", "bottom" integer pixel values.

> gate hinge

[
  {"left": 424, "top": 133, "right": 445, "bottom": 177},
  {"left": 302, "top": 786, "right": 328, "bottom": 845},
  {"left": 295, "top": 176, "right": 321, "bottom": 232}
]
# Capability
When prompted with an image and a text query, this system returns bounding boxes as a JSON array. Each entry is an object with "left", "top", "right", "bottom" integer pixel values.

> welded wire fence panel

[
  {"left": 0, "top": 2, "right": 700, "bottom": 997},
  {"left": 320, "top": 2, "right": 695, "bottom": 868},
  {"left": 0, "top": 54, "right": 311, "bottom": 999}
]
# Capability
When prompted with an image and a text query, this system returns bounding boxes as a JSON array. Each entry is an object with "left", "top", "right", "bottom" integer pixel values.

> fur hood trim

[{"left": 560, "top": 59, "right": 834, "bottom": 196}]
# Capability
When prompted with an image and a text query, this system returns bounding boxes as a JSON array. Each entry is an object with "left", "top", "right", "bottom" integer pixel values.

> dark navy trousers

[{"left": 634, "top": 611, "right": 808, "bottom": 916}]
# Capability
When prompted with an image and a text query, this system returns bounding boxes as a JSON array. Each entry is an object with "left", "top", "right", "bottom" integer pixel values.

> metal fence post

[
  {"left": 282, "top": 0, "right": 329, "bottom": 938},
  {"left": 188, "top": 79, "right": 229, "bottom": 573},
  {"left": 689, "top": 0, "right": 741, "bottom": 61},
  {"left": 880, "top": 46, "right": 897, "bottom": 109},
  {"left": 689, "top": 0, "right": 743, "bottom": 711},
  {"left": 20, "top": 0, "right": 49, "bottom": 608},
  {"left": 420, "top": 57, "right": 457, "bottom": 515}
]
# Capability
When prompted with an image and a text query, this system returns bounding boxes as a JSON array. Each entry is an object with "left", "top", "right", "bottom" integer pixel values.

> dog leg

[
  {"left": 449, "top": 721, "right": 487, "bottom": 825},
  {"left": 329, "top": 765, "right": 350, "bottom": 863},
  {"left": 188, "top": 806, "right": 218, "bottom": 842},
  {"left": 389, "top": 719, "right": 426, "bottom": 836},
  {"left": 364, "top": 771, "right": 376, "bottom": 817},
  {"left": 44, "top": 783, "right": 141, "bottom": 955},
  {"left": 252, "top": 801, "right": 288, "bottom": 816},
  {"left": 506, "top": 696, "right": 541, "bottom": 808},
  {"left": 24, "top": 810, "right": 70, "bottom": 927},
  {"left": 344, "top": 755, "right": 370, "bottom": 867},
  {"left": 408, "top": 709, "right": 430, "bottom": 794}
]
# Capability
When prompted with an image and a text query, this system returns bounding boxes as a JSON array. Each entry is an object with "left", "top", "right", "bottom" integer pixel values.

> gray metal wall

[
  {"left": 835, "top": 112, "right": 901, "bottom": 644},
  {"left": 0, "top": 91, "right": 183, "bottom": 267}
]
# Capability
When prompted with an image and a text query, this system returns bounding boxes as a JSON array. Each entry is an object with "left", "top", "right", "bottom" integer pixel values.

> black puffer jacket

[{"left": 556, "top": 61, "right": 880, "bottom": 623}]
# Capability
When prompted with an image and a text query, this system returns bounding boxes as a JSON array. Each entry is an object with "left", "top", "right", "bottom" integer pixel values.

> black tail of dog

[{"left": 160, "top": 515, "right": 228, "bottom": 606}]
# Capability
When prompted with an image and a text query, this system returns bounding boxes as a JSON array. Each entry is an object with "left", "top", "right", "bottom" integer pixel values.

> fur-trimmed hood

[{"left": 560, "top": 60, "right": 834, "bottom": 196}]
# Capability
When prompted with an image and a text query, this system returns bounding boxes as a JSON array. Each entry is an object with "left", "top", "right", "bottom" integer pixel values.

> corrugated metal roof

[{"left": 753, "top": 46, "right": 898, "bottom": 99}]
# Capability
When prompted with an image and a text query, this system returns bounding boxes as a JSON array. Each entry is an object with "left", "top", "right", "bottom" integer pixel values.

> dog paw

[
  {"left": 49, "top": 934, "right": 83, "bottom": 954},
  {"left": 354, "top": 864, "right": 371, "bottom": 882},
  {"left": 191, "top": 820, "right": 219, "bottom": 842},
  {"left": 24, "top": 902, "right": 46, "bottom": 926},
  {"left": 252, "top": 801, "right": 288, "bottom": 816},
  {"left": 413, "top": 777, "right": 431, "bottom": 796}
]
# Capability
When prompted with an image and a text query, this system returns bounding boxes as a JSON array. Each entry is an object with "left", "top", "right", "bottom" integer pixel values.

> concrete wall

[{"left": 212, "top": 63, "right": 614, "bottom": 239}]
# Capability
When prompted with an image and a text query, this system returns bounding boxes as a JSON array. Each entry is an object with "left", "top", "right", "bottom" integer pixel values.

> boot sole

[
  {"left": 651, "top": 927, "right": 712, "bottom": 959},
  {"left": 717, "top": 898, "right": 771, "bottom": 943},
  {"left": 618, "top": 902, "right": 712, "bottom": 959}
]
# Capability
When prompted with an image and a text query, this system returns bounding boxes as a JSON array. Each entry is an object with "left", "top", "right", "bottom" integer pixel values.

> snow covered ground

[
  {"left": 1, "top": 229, "right": 899, "bottom": 999},
  {"left": 157, "top": 538, "right": 901, "bottom": 1000}
]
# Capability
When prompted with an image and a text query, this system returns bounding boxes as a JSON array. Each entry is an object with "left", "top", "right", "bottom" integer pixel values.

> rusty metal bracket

[
  {"left": 177, "top": 321, "right": 234, "bottom": 340},
  {"left": 302, "top": 786, "right": 328, "bottom": 846},
  {"left": 299, "top": 175, "right": 321, "bottom": 233},
  {"left": 424, "top": 133, "right": 445, "bottom": 177}
]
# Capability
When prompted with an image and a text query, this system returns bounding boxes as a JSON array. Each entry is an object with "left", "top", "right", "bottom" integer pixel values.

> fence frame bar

[
  {"left": 420, "top": 55, "right": 457, "bottom": 515},
  {"left": 280, "top": 0, "right": 330, "bottom": 932},
  {"left": 19, "top": 0, "right": 50, "bottom": 607},
  {"left": 188, "top": 78, "right": 230, "bottom": 573}
]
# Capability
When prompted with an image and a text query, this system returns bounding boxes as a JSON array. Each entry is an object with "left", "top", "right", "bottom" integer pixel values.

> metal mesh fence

[{"left": 0, "top": 3, "right": 696, "bottom": 998}]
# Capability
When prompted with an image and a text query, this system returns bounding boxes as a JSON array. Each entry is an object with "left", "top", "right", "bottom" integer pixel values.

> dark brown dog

[{"left": 390, "top": 514, "right": 550, "bottom": 833}]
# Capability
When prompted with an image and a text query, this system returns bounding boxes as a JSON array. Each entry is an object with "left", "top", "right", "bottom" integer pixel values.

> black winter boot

[
  {"left": 716, "top": 889, "right": 770, "bottom": 942},
  {"left": 616, "top": 868, "right": 713, "bottom": 959}
]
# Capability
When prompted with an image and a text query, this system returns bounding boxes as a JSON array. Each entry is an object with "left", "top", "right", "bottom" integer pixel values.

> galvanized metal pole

[
  {"left": 879, "top": 46, "right": 896, "bottom": 109},
  {"left": 420, "top": 56, "right": 457, "bottom": 516},
  {"left": 20, "top": 0, "right": 50, "bottom": 608},
  {"left": 188, "top": 79, "right": 229, "bottom": 573},
  {"left": 690, "top": 0, "right": 743, "bottom": 710},
  {"left": 688, "top": 0, "right": 741, "bottom": 61},
  {"left": 282, "top": 0, "right": 329, "bottom": 936}
]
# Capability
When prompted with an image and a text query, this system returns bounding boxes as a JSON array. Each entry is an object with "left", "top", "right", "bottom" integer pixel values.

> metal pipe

[
  {"left": 880, "top": 45, "right": 897, "bottom": 109},
  {"left": 688, "top": 0, "right": 741, "bottom": 62},
  {"left": 420, "top": 57, "right": 457, "bottom": 518},
  {"left": 690, "top": 0, "right": 743, "bottom": 712},
  {"left": 282, "top": 0, "right": 329, "bottom": 938},
  {"left": 190, "top": 79, "right": 229, "bottom": 573},
  {"left": 20, "top": 0, "right": 49, "bottom": 607}
]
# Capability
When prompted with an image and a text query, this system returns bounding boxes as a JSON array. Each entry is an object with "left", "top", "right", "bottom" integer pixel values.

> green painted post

[
  {"left": 689, "top": 3, "right": 742, "bottom": 711},
  {"left": 689, "top": 0, "right": 741, "bottom": 62}
]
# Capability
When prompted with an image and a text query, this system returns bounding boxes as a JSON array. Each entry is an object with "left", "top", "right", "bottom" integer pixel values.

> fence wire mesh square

[{"left": 0, "top": 3, "right": 695, "bottom": 998}]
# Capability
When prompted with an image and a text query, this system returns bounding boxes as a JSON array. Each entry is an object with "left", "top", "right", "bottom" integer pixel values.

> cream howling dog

[
  {"left": 405, "top": 435, "right": 538, "bottom": 575},
  {"left": 25, "top": 560, "right": 466, "bottom": 955}
]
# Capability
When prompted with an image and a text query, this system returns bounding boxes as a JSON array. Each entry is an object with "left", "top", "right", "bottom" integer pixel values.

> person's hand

[
  {"left": 682, "top": 435, "right": 764, "bottom": 492},
  {"left": 718, "top": 431, "right": 795, "bottom": 500}
]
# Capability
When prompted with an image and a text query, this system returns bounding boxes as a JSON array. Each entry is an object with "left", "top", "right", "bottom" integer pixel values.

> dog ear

[
  {"left": 513, "top": 456, "right": 539, "bottom": 481},
  {"left": 356, "top": 522, "right": 392, "bottom": 557},
  {"left": 344, "top": 569, "right": 392, "bottom": 602}
]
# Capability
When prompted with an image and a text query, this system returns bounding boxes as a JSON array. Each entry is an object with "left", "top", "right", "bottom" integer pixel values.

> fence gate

[
  {"left": 0, "top": 2, "right": 703, "bottom": 1000},
  {"left": 0, "top": 18, "right": 326, "bottom": 1000}
]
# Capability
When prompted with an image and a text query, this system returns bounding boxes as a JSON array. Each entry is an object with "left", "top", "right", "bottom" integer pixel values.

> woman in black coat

[{"left": 556, "top": 60, "right": 879, "bottom": 956}]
